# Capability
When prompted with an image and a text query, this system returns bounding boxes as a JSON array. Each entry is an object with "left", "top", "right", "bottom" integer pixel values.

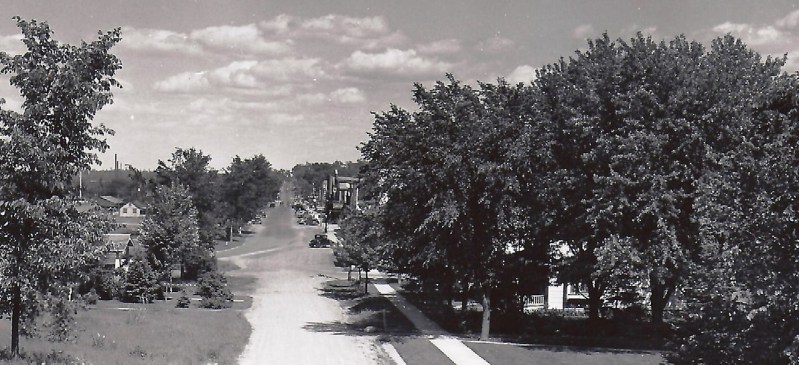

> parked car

[{"left": 309, "top": 234, "right": 332, "bottom": 248}]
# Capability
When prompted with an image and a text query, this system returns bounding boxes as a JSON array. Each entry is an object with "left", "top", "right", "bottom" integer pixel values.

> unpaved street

[{"left": 217, "top": 203, "right": 384, "bottom": 365}]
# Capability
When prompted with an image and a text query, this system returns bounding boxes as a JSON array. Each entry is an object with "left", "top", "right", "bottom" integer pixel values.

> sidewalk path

[{"left": 373, "top": 282, "right": 491, "bottom": 365}]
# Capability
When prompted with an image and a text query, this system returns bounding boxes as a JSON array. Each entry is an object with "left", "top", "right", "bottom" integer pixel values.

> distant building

[
  {"left": 119, "top": 202, "right": 145, "bottom": 217},
  {"left": 103, "top": 233, "right": 135, "bottom": 269}
]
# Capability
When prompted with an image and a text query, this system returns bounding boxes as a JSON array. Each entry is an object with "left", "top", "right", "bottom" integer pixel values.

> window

[{"left": 122, "top": 208, "right": 127, "bottom": 213}]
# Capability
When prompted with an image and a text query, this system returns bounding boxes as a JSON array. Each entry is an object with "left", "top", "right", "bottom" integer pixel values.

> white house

[{"left": 119, "top": 202, "right": 144, "bottom": 217}]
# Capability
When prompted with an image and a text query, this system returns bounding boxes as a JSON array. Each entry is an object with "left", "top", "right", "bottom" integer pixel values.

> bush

[
  {"left": 196, "top": 271, "right": 233, "bottom": 309},
  {"left": 176, "top": 291, "right": 191, "bottom": 308},
  {"left": 84, "top": 288, "right": 99, "bottom": 305},
  {"left": 121, "top": 257, "right": 162, "bottom": 303},
  {"left": 80, "top": 266, "right": 120, "bottom": 300}
]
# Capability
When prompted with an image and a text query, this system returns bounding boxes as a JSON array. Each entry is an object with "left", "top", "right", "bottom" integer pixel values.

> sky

[{"left": 1, "top": 0, "right": 799, "bottom": 171}]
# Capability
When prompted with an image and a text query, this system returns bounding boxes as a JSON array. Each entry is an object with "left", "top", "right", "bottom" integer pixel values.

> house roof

[
  {"left": 100, "top": 196, "right": 124, "bottom": 205},
  {"left": 75, "top": 200, "right": 100, "bottom": 213},
  {"left": 104, "top": 233, "right": 132, "bottom": 252}
]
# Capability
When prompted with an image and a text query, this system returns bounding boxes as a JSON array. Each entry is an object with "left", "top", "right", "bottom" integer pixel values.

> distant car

[{"left": 309, "top": 234, "right": 332, "bottom": 248}]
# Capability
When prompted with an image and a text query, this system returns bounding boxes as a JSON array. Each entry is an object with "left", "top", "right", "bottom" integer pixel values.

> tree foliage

[
  {"left": 220, "top": 154, "right": 280, "bottom": 227},
  {"left": 361, "top": 76, "right": 541, "bottom": 340},
  {"left": 139, "top": 184, "right": 200, "bottom": 278},
  {"left": 155, "top": 148, "right": 220, "bottom": 246},
  {"left": 0, "top": 18, "right": 121, "bottom": 355}
]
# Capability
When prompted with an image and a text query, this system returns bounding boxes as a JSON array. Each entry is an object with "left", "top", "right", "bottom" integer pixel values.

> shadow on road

[{"left": 303, "top": 280, "right": 419, "bottom": 337}]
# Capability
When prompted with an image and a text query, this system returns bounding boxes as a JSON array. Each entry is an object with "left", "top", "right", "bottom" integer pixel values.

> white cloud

[
  {"left": 330, "top": 87, "right": 365, "bottom": 103},
  {"left": 121, "top": 27, "right": 200, "bottom": 55},
  {"left": 121, "top": 24, "right": 291, "bottom": 57},
  {"left": 259, "top": 13, "right": 406, "bottom": 50},
  {"left": 300, "top": 14, "right": 390, "bottom": 38},
  {"left": 154, "top": 61, "right": 258, "bottom": 92},
  {"left": 705, "top": 10, "right": 799, "bottom": 71},
  {"left": 712, "top": 22, "right": 785, "bottom": 46},
  {"left": 572, "top": 24, "right": 596, "bottom": 39},
  {"left": 776, "top": 9, "right": 799, "bottom": 29},
  {"left": 418, "top": 39, "right": 462, "bottom": 54},
  {"left": 506, "top": 65, "right": 537, "bottom": 84},
  {"left": 190, "top": 24, "right": 291, "bottom": 55},
  {"left": 477, "top": 36, "right": 514, "bottom": 52},
  {"left": 251, "top": 58, "right": 326, "bottom": 81},
  {"left": 0, "top": 34, "right": 24, "bottom": 55},
  {"left": 341, "top": 48, "right": 451, "bottom": 77},
  {"left": 260, "top": 14, "right": 294, "bottom": 34},
  {"left": 154, "top": 57, "right": 329, "bottom": 93}
]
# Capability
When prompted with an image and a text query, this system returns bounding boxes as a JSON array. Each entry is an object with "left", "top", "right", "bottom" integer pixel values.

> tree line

[{"left": 342, "top": 33, "right": 799, "bottom": 364}]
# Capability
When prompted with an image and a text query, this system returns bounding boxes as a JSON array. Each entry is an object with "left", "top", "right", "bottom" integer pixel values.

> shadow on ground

[{"left": 303, "top": 280, "right": 419, "bottom": 337}]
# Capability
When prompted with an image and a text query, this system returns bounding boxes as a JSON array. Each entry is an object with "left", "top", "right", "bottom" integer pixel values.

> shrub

[
  {"left": 84, "top": 288, "right": 99, "bottom": 305},
  {"left": 121, "top": 257, "right": 162, "bottom": 303},
  {"left": 196, "top": 271, "right": 233, "bottom": 309},
  {"left": 176, "top": 291, "right": 191, "bottom": 308}
]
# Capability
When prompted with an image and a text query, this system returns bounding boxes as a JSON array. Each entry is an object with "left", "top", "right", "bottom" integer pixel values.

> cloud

[
  {"left": 418, "top": 39, "right": 462, "bottom": 55},
  {"left": 476, "top": 36, "right": 514, "bottom": 52},
  {"left": 705, "top": 9, "right": 799, "bottom": 70},
  {"left": 572, "top": 24, "right": 596, "bottom": 39},
  {"left": 0, "top": 34, "right": 24, "bottom": 55},
  {"left": 154, "top": 61, "right": 260, "bottom": 92},
  {"left": 190, "top": 24, "right": 291, "bottom": 55},
  {"left": 300, "top": 14, "right": 389, "bottom": 38},
  {"left": 251, "top": 58, "right": 326, "bottom": 81},
  {"left": 329, "top": 87, "right": 365, "bottom": 103},
  {"left": 120, "top": 27, "right": 200, "bottom": 55},
  {"left": 506, "top": 65, "right": 537, "bottom": 84},
  {"left": 154, "top": 57, "right": 328, "bottom": 93},
  {"left": 341, "top": 48, "right": 452, "bottom": 77},
  {"left": 259, "top": 14, "right": 407, "bottom": 50},
  {"left": 121, "top": 24, "right": 291, "bottom": 57},
  {"left": 712, "top": 22, "right": 785, "bottom": 46}
]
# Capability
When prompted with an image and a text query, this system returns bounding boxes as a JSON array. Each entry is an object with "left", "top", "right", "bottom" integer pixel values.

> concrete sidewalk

[
  {"left": 373, "top": 283, "right": 446, "bottom": 336},
  {"left": 372, "top": 282, "right": 491, "bottom": 365}
]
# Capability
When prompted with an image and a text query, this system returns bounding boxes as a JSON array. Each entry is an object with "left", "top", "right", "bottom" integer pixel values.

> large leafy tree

[
  {"left": 361, "top": 76, "right": 538, "bottom": 340},
  {"left": 139, "top": 184, "right": 200, "bottom": 280},
  {"left": 155, "top": 148, "right": 220, "bottom": 246},
  {"left": 672, "top": 45, "right": 798, "bottom": 363},
  {"left": 220, "top": 154, "right": 280, "bottom": 233},
  {"left": 0, "top": 18, "right": 121, "bottom": 356}
]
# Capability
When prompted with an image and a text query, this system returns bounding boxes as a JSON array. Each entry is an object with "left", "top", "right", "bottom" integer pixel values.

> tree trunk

[
  {"left": 649, "top": 274, "right": 675, "bottom": 324},
  {"left": 588, "top": 285, "right": 603, "bottom": 321},
  {"left": 11, "top": 283, "right": 21, "bottom": 357},
  {"left": 480, "top": 286, "right": 491, "bottom": 341},
  {"left": 364, "top": 268, "right": 369, "bottom": 294}
]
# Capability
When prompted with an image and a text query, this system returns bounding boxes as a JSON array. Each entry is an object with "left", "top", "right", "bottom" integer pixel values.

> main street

[{"left": 217, "top": 200, "right": 385, "bottom": 365}]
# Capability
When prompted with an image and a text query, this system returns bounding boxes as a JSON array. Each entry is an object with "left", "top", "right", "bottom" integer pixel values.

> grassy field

[{"left": 0, "top": 298, "right": 251, "bottom": 365}]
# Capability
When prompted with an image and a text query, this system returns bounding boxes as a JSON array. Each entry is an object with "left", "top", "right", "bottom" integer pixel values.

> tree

[
  {"left": 0, "top": 18, "right": 121, "bottom": 356},
  {"left": 196, "top": 271, "right": 233, "bottom": 309},
  {"left": 155, "top": 148, "right": 220, "bottom": 246},
  {"left": 220, "top": 154, "right": 280, "bottom": 235},
  {"left": 361, "top": 76, "right": 539, "bottom": 340},
  {"left": 671, "top": 43, "right": 798, "bottom": 363},
  {"left": 139, "top": 184, "right": 200, "bottom": 281},
  {"left": 335, "top": 207, "right": 385, "bottom": 293},
  {"left": 121, "top": 253, "right": 161, "bottom": 303}
]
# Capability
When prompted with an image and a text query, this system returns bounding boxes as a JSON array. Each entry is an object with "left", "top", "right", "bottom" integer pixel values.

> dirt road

[{"left": 218, "top": 204, "right": 384, "bottom": 365}]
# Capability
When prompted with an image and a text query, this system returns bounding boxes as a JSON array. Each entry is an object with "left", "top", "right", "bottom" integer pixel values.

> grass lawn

[
  {"left": 402, "top": 291, "right": 672, "bottom": 351},
  {"left": 465, "top": 341, "right": 665, "bottom": 365},
  {"left": 0, "top": 298, "right": 251, "bottom": 365}
]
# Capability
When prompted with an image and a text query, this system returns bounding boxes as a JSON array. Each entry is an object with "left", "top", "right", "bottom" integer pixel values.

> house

[
  {"left": 103, "top": 233, "right": 135, "bottom": 269},
  {"left": 119, "top": 201, "right": 145, "bottom": 217}
]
